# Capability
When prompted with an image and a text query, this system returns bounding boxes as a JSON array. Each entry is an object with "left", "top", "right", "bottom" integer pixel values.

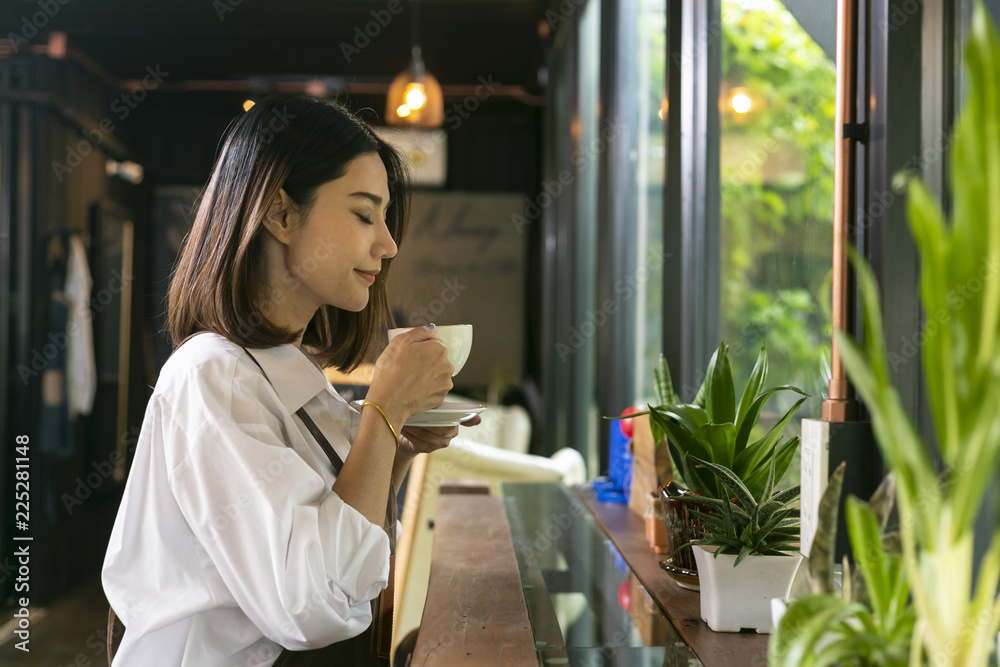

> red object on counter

[{"left": 619, "top": 405, "right": 638, "bottom": 439}]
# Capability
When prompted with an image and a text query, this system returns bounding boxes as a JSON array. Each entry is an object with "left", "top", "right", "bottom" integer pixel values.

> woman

[{"left": 103, "top": 94, "right": 469, "bottom": 666}]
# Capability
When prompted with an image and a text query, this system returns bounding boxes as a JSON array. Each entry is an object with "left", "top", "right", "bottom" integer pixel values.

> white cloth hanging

[{"left": 65, "top": 234, "right": 97, "bottom": 418}]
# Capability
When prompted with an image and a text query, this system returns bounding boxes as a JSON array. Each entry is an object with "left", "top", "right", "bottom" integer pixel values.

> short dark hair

[{"left": 168, "top": 94, "right": 409, "bottom": 370}]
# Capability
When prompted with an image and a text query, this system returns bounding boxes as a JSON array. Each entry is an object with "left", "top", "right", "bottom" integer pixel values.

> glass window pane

[
  {"left": 636, "top": 0, "right": 666, "bottom": 402},
  {"left": 718, "top": 0, "right": 836, "bottom": 480}
]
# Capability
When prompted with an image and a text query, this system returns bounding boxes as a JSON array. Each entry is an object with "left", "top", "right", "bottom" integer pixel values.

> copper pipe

[{"left": 823, "top": 0, "right": 859, "bottom": 422}]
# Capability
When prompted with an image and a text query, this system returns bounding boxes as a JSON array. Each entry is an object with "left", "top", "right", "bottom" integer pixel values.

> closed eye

[{"left": 354, "top": 212, "right": 373, "bottom": 225}]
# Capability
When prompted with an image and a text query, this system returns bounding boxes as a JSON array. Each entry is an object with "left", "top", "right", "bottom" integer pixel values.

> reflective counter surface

[{"left": 501, "top": 482, "right": 702, "bottom": 667}]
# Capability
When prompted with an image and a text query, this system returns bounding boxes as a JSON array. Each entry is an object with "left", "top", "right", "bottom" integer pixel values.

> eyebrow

[{"left": 349, "top": 192, "right": 389, "bottom": 207}]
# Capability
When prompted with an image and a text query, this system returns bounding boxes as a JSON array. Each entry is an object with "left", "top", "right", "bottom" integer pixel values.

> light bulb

[
  {"left": 404, "top": 83, "right": 426, "bottom": 111},
  {"left": 396, "top": 104, "right": 412, "bottom": 118},
  {"left": 242, "top": 99, "right": 256, "bottom": 112},
  {"left": 731, "top": 92, "right": 752, "bottom": 114}
]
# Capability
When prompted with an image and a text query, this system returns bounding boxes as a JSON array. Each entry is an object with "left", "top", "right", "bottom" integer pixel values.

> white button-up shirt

[{"left": 103, "top": 333, "right": 391, "bottom": 666}]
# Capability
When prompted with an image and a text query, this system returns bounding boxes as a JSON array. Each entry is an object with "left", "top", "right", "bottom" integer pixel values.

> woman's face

[{"left": 282, "top": 152, "right": 397, "bottom": 314}]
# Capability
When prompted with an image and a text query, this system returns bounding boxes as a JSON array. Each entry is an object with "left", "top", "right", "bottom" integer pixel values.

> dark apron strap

[{"left": 242, "top": 347, "right": 397, "bottom": 663}]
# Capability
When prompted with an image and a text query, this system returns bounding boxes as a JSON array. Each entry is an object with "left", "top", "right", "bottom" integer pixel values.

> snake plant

[
  {"left": 821, "top": 5, "right": 1000, "bottom": 665},
  {"left": 769, "top": 464, "right": 915, "bottom": 667}
]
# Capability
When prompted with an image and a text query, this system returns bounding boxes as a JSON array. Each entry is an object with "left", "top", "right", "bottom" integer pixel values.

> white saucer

[{"left": 350, "top": 400, "right": 486, "bottom": 427}]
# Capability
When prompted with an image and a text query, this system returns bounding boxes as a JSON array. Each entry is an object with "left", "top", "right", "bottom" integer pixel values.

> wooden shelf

[{"left": 576, "top": 485, "right": 769, "bottom": 667}]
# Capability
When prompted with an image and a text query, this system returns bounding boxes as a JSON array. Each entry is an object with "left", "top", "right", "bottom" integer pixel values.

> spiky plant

[
  {"left": 677, "top": 453, "right": 800, "bottom": 566},
  {"left": 648, "top": 342, "right": 808, "bottom": 503}
]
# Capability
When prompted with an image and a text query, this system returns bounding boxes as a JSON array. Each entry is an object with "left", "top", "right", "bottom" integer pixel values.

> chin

[{"left": 341, "top": 295, "right": 371, "bottom": 313}]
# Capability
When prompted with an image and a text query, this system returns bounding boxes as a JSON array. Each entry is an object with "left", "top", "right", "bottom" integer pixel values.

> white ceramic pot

[{"left": 692, "top": 545, "right": 803, "bottom": 634}]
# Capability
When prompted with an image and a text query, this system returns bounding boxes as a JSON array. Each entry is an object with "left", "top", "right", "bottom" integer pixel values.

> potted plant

[
  {"left": 651, "top": 342, "right": 808, "bottom": 502},
  {"left": 677, "top": 453, "right": 802, "bottom": 633},
  {"left": 645, "top": 343, "right": 807, "bottom": 584},
  {"left": 769, "top": 463, "right": 915, "bottom": 665},
  {"left": 781, "top": 5, "right": 1000, "bottom": 664}
]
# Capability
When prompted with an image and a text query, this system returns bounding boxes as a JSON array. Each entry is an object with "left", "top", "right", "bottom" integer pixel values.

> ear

[{"left": 261, "top": 189, "right": 299, "bottom": 245}]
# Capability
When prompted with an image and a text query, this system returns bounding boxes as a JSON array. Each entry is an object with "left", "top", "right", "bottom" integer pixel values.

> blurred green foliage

[{"left": 719, "top": 0, "right": 836, "bottom": 413}]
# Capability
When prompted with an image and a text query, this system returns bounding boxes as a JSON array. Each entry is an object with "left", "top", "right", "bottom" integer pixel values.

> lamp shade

[{"left": 385, "top": 47, "right": 444, "bottom": 128}]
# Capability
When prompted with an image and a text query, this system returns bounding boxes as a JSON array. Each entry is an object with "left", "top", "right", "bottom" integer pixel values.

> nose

[{"left": 375, "top": 219, "right": 397, "bottom": 260}]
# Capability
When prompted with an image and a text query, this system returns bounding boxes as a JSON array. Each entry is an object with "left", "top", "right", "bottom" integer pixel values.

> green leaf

[
  {"left": 733, "top": 384, "right": 809, "bottom": 456},
  {"left": 692, "top": 423, "right": 738, "bottom": 469},
  {"left": 739, "top": 436, "right": 799, "bottom": 502},
  {"left": 769, "top": 595, "right": 865, "bottom": 667},
  {"left": 735, "top": 344, "right": 768, "bottom": 432},
  {"left": 845, "top": 496, "right": 890, "bottom": 622},
  {"left": 734, "top": 544, "right": 752, "bottom": 567},
  {"left": 653, "top": 354, "right": 679, "bottom": 406},
  {"left": 704, "top": 342, "right": 736, "bottom": 424},
  {"left": 808, "top": 462, "right": 846, "bottom": 596},
  {"left": 760, "top": 448, "right": 777, "bottom": 505},
  {"left": 652, "top": 409, "right": 718, "bottom": 496},
  {"left": 867, "top": 473, "right": 895, "bottom": 532},
  {"left": 905, "top": 179, "right": 958, "bottom": 460},
  {"left": 690, "top": 456, "right": 756, "bottom": 513},
  {"left": 734, "top": 394, "right": 808, "bottom": 480},
  {"left": 692, "top": 371, "right": 708, "bottom": 408},
  {"left": 651, "top": 404, "right": 705, "bottom": 432}
]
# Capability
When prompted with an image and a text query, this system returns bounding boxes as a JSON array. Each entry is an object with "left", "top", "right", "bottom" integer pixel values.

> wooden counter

[{"left": 410, "top": 491, "right": 536, "bottom": 665}]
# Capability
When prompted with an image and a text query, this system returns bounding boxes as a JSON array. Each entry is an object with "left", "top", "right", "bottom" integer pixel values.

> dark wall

[
  {"left": 2, "top": 53, "right": 152, "bottom": 606},
  {"left": 137, "top": 93, "right": 542, "bottom": 192}
]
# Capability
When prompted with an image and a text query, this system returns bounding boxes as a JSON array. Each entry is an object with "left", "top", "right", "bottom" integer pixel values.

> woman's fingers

[{"left": 400, "top": 425, "right": 458, "bottom": 453}]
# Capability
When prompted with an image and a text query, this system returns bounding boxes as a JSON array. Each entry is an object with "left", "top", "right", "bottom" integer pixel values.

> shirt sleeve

[{"left": 161, "top": 356, "right": 390, "bottom": 650}]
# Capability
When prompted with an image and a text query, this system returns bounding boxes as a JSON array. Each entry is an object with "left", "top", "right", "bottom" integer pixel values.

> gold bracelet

[{"left": 360, "top": 400, "right": 399, "bottom": 445}]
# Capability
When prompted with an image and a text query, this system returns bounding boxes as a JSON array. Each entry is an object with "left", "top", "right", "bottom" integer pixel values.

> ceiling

[{"left": 4, "top": 0, "right": 551, "bottom": 91}]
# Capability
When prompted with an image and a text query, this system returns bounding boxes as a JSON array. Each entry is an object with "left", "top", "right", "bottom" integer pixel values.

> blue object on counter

[
  {"left": 592, "top": 417, "right": 633, "bottom": 504},
  {"left": 592, "top": 477, "right": 628, "bottom": 503}
]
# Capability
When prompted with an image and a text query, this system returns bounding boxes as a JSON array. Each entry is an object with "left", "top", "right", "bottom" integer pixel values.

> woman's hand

[
  {"left": 397, "top": 416, "right": 481, "bottom": 457},
  {"left": 366, "top": 326, "right": 454, "bottom": 426},
  {"left": 397, "top": 425, "right": 457, "bottom": 456}
]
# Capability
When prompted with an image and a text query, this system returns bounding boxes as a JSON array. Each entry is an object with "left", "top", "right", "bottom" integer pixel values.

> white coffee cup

[{"left": 387, "top": 324, "right": 473, "bottom": 376}]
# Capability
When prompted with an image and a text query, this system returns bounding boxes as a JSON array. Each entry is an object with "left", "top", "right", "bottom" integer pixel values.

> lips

[{"left": 354, "top": 269, "right": 379, "bottom": 284}]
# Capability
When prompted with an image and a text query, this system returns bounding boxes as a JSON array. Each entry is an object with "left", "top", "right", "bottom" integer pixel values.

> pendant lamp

[{"left": 386, "top": 0, "right": 443, "bottom": 127}]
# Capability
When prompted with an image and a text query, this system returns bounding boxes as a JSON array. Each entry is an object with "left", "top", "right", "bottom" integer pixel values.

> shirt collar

[{"left": 246, "top": 344, "right": 329, "bottom": 414}]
